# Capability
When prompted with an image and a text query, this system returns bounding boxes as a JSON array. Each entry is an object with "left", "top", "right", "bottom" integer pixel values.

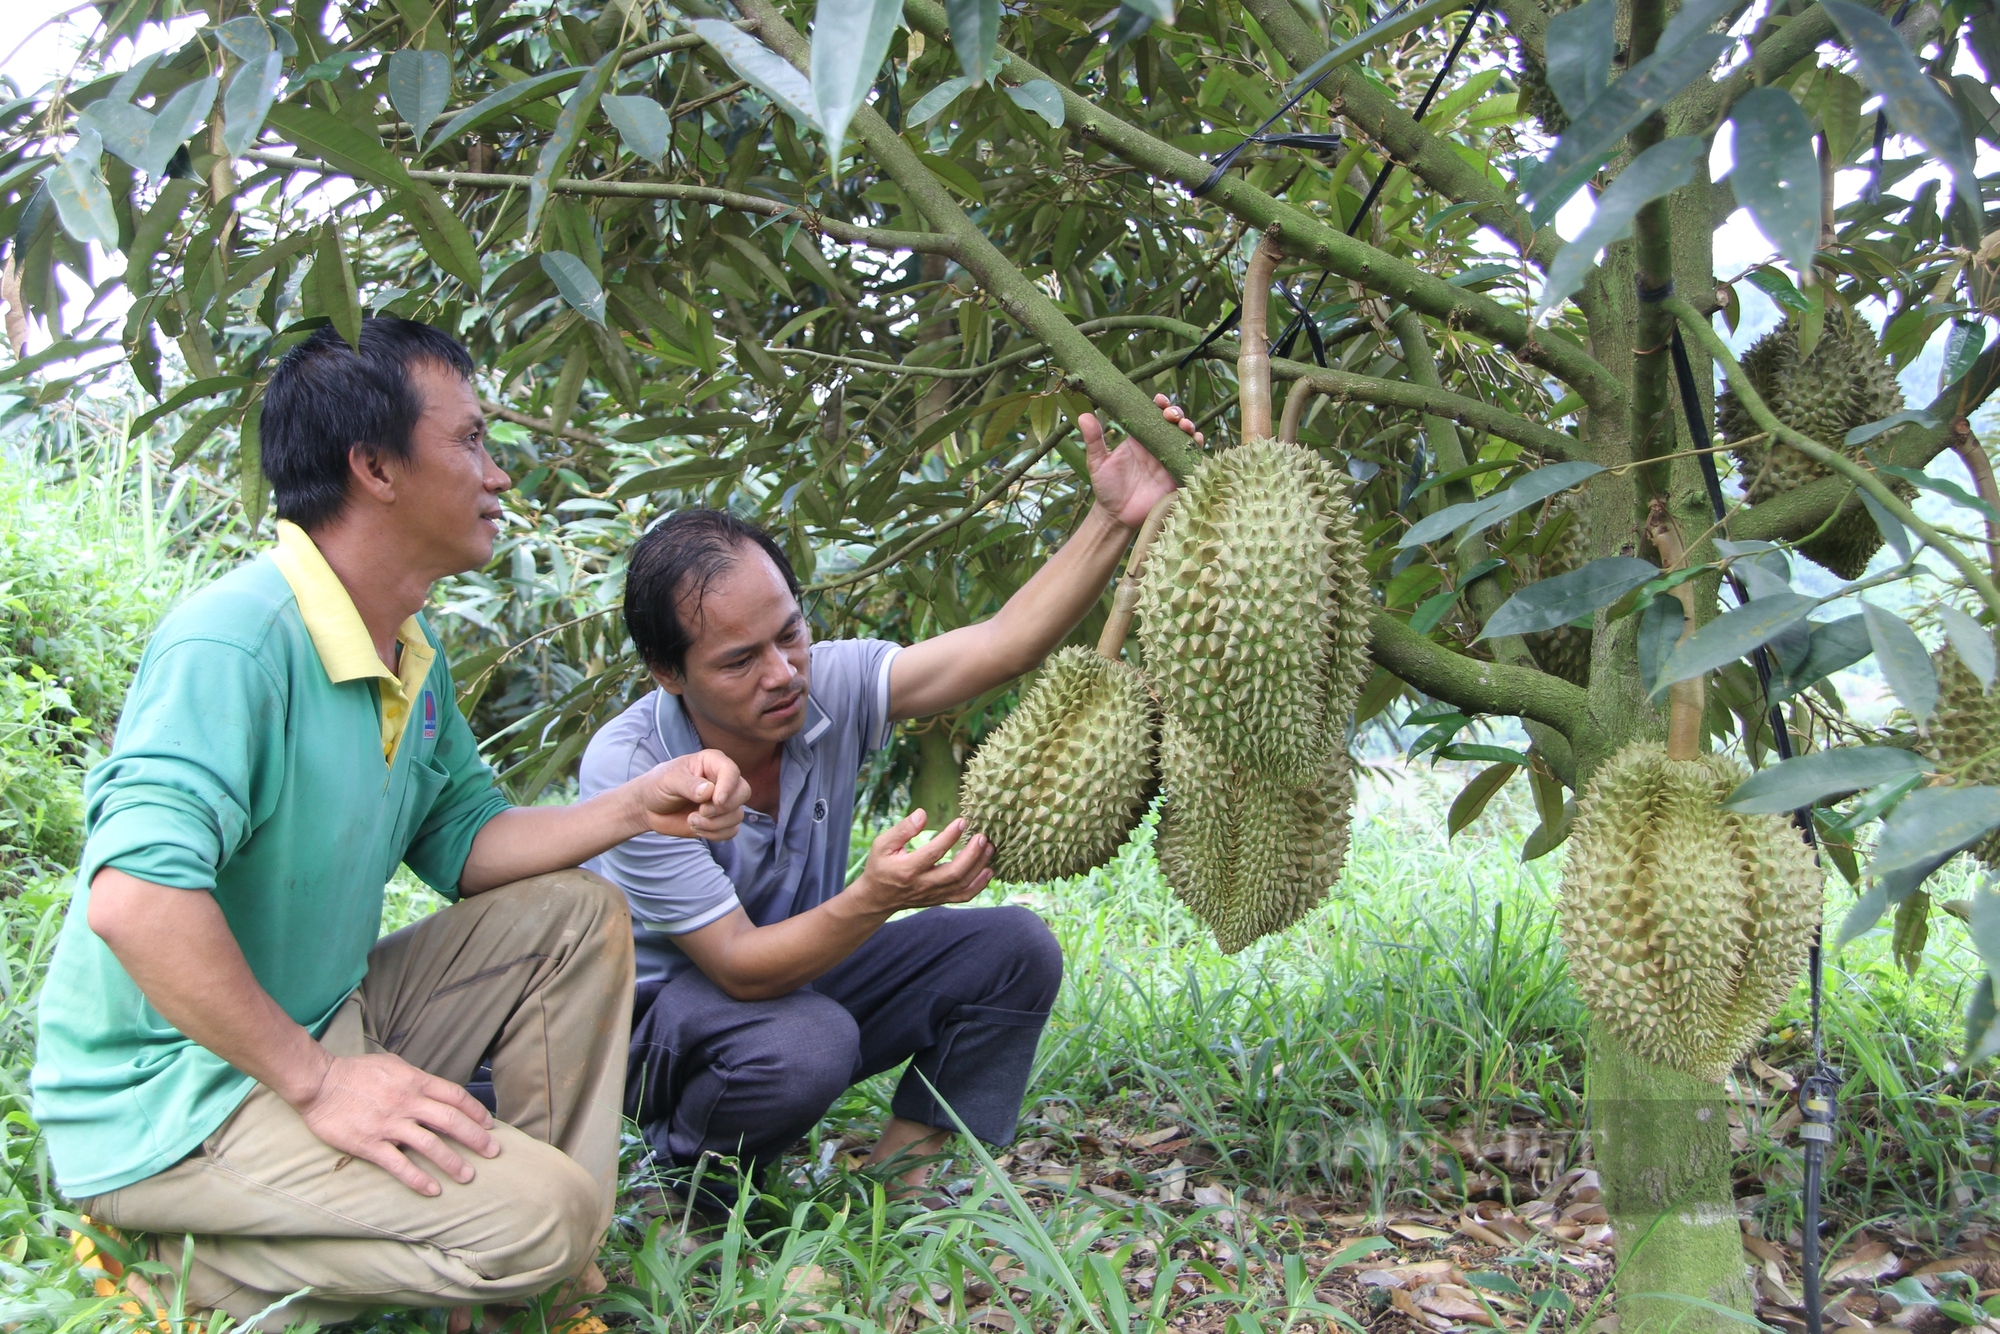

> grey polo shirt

[{"left": 580, "top": 639, "right": 901, "bottom": 986}]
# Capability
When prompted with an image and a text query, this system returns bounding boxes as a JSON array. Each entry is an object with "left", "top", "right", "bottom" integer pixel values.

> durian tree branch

[
  {"left": 1235, "top": 0, "right": 1561, "bottom": 270},
  {"left": 1265, "top": 354, "right": 1590, "bottom": 463},
  {"left": 240, "top": 150, "right": 961, "bottom": 256},
  {"left": 1668, "top": 299, "right": 2000, "bottom": 621},
  {"left": 731, "top": 0, "right": 1204, "bottom": 483},
  {"left": 1368, "top": 611, "right": 1592, "bottom": 748},
  {"left": 1626, "top": 0, "right": 1681, "bottom": 502},
  {"left": 898, "top": 0, "right": 1629, "bottom": 422}
]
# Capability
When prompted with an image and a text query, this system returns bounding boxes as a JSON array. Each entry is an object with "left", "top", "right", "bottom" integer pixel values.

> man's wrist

[
  {"left": 272, "top": 1035, "right": 335, "bottom": 1110},
  {"left": 1086, "top": 499, "right": 1137, "bottom": 533},
  {"left": 831, "top": 876, "right": 895, "bottom": 924}
]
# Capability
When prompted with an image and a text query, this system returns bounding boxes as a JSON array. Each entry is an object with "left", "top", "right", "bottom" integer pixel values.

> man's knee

[
  {"left": 537, "top": 868, "right": 632, "bottom": 933},
  {"left": 983, "top": 905, "right": 1063, "bottom": 1007},
  {"left": 740, "top": 992, "right": 861, "bottom": 1117},
  {"left": 490, "top": 1148, "right": 602, "bottom": 1284}
]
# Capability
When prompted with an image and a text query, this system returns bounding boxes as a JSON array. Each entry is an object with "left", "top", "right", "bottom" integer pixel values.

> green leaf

[
  {"left": 423, "top": 68, "right": 579, "bottom": 155},
  {"left": 1525, "top": 34, "right": 1730, "bottom": 222},
  {"left": 1637, "top": 594, "right": 1683, "bottom": 697},
  {"left": 1967, "top": 890, "right": 2000, "bottom": 1058},
  {"left": 212, "top": 14, "right": 275, "bottom": 63},
  {"left": 1725, "top": 746, "right": 1930, "bottom": 813},
  {"left": 1833, "top": 879, "right": 1890, "bottom": 950},
  {"left": 1871, "top": 457, "right": 1998, "bottom": 522},
  {"left": 1005, "top": 80, "right": 1067, "bottom": 128},
  {"left": 1398, "top": 460, "right": 1604, "bottom": 548},
  {"left": 945, "top": 0, "right": 1002, "bottom": 83},
  {"left": 1324, "top": 1236, "right": 1397, "bottom": 1267},
  {"left": 906, "top": 76, "right": 973, "bottom": 124},
  {"left": 1861, "top": 599, "right": 1937, "bottom": 723},
  {"left": 1479, "top": 556, "right": 1658, "bottom": 640},
  {"left": 0, "top": 337, "right": 118, "bottom": 384},
  {"left": 315, "top": 220, "right": 362, "bottom": 351},
  {"left": 1286, "top": 0, "right": 1471, "bottom": 93},
  {"left": 1655, "top": 0, "right": 1739, "bottom": 54},
  {"left": 1448, "top": 761, "right": 1519, "bottom": 838},
  {"left": 1543, "top": 0, "right": 1614, "bottom": 116},
  {"left": 602, "top": 94, "right": 670, "bottom": 167},
  {"left": 293, "top": 51, "right": 373, "bottom": 87},
  {"left": 1521, "top": 798, "right": 1578, "bottom": 861},
  {"left": 46, "top": 130, "right": 119, "bottom": 248},
  {"left": 1123, "top": 0, "right": 1175, "bottom": 18},
  {"left": 389, "top": 49, "right": 453, "bottom": 149},
  {"left": 1650, "top": 592, "right": 1818, "bottom": 696},
  {"left": 1729, "top": 87, "right": 1821, "bottom": 274},
  {"left": 529, "top": 50, "right": 620, "bottom": 236},
  {"left": 691, "top": 19, "right": 818, "bottom": 130},
  {"left": 1770, "top": 613, "right": 1873, "bottom": 700},
  {"left": 396, "top": 180, "right": 483, "bottom": 289},
  {"left": 128, "top": 374, "right": 253, "bottom": 434},
  {"left": 77, "top": 98, "right": 153, "bottom": 171},
  {"left": 1871, "top": 786, "right": 2000, "bottom": 877},
  {"left": 266, "top": 104, "right": 413, "bottom": 187},
  {"left": 1942, "top": 319, "right": 1988, "bottom": 390},
  {"left": 1745, "top": 266, "right": 1810, "bottom": 314},
  {"left": 1967, "top": 974, "right": 2000, "bottom": 1062},
  {"left": 811, "top": 0, "right": 901, "bottom": 170},
  {"left": 609, "top": 455, "right": 743, "bottom": 498},
  {"left": 1938, "top": 605, "right": 1996, "bottom": 691},
  {"left": 1822, "top": 0, "right": 1979, "bottom": 202},
  {"left": 1535, "top": 136, "right": 1703, "bottom": 319},
  {"left": 141, "top": 75, "right": 219, "bottom": 179},
  {"left": 1844, "top": 408, "right": 1937, "bottom": 445},
  {"left": 541, "top": 250, "right": 606, "bottom": 325},
  {"left": 222, "top": 52, "right": 285, "bottom": 158},
  {"left": 1858, "top": 487, "right": 1913, "bottom": 564}
]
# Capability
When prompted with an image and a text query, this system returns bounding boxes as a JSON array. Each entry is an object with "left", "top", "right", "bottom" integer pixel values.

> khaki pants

[{"left": 85, "top": 870, "right": 635, "bottom": 1330}]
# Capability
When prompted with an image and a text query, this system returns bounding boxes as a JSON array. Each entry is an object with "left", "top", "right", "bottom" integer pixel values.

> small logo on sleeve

[
  {"left": 813, "top": 798, "right": 827, "bottom": 823},
  {"left": 421, "top": 691, "right": 438, "bottom": 740}
]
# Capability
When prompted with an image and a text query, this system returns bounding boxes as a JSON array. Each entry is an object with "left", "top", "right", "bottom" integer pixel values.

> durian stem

[
  {"left": 1239, "top": 233, "right": 1284, "bottom": 442},
  {"left": 1649, "top": 505, "right": 1705, "bottom": 762},
  {"left": 1278, "top": 377, "right": 1322, "bottom": 445},
  {"left": 1949, "top": 435, "right": 2000, "bottom": 579},
  {"left": 1665, "top": 296, "right": 2000, "bottom": 623},
  {"left": 1097, "top": 492, "right": 1179, "bottom": 660}
]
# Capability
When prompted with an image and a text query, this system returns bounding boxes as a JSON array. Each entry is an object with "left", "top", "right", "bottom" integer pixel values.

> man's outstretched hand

[
  {"left": 1078, "top": 393, "right": 1196, "bottom": 529},
  {"left": 636, "top": 748, "right": 753, "bottom": 840},
  {"left": 849, "top": 809, "right": 994, "bottom": 916}
]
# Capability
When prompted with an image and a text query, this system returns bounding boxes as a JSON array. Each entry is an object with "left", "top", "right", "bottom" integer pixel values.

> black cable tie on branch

[
  {"left": 1177, "top": 302, "right": 1240, "bottom": 370},
  {"left": 1668, "top": 319, "right": 1838, "bottom": 1334},
  {"left": 1637, "top": 277, "right": 1676, "bottom": 303}
]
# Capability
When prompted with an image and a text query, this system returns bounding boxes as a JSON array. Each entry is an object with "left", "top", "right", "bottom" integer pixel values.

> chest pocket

[{"left": 387, "top": 752, "right": 451, "bottom": 862}]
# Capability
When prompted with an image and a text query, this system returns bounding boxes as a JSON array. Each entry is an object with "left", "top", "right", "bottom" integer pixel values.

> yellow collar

[{"left": 270, "top": 521, "right": 436, "bottom": 762}]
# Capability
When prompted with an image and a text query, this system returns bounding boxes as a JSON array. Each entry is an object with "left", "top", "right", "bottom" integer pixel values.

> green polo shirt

[{"left": 31, "top": 523, "right": 510, "bottom": 1198}]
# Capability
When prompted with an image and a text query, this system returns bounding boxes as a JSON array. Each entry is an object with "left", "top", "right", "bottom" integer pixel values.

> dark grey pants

[{"left": 625, "top": 905, "right": 1062, "bottom": 1184}]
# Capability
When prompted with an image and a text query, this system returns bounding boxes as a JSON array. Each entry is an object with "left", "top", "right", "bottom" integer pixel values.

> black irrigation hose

[{"left": 1663, "top": 300, "right": 1839, "bottom": 1334}]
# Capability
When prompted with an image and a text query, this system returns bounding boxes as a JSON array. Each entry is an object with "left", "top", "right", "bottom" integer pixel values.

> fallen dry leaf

[
  {"left": 1750, "top": 1056, "right": 1800, "bottom": 1092},
  {"left": 1419, "top": 1285, "right": 1496, "bottom": 1325},
  {"left": 1127, "top": 1126, "right": 1185, "bottom": 1149},
  {"left": 1828, "top": 1242, "right": 1901, "bottom": 1285},
  {"left": 1389, "top": 1222, "right": 1453, "bottom": 1242}
]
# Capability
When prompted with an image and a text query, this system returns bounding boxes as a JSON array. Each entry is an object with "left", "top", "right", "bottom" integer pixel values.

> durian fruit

[
  {"left": 1716, "top": 308, "right": 1909, "bottom": 579},
  {"left": 1928, "top": 639, "right": 2000, "bottom": 865},
  {"left": 1559, "top": 743, "right": 1823, "bottom": 1080},
  {"left": 1154, "top": 716, "right": 1354, "bottom": 955},
  {"left": 1524, "top": 496, "right": 1592, "bottom": 687},
  {"left": 957, "top": 646, "right": 1158, "bottom": 882}
]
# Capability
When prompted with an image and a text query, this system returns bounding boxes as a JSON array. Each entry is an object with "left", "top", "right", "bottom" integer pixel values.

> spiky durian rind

[
  {"left": 959, "top": 647, "right": 1159, "bottom": 883},
  {"left": 1559, "top": 743, "right": 1822, "bottom": 1081}
]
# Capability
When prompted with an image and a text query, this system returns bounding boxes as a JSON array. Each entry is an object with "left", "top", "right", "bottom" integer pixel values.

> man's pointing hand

[{"left": 638, "top": 749, "right": 752, "bottom": 840}]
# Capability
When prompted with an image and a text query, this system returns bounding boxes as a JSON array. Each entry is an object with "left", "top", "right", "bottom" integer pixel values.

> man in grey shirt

[{"left": 581, "top": 399, "right": 1199, "bottom": 1200}]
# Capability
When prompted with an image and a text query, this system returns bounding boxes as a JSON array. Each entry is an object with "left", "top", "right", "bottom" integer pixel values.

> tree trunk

[{"left": 1589, "top": 1027, "right": 1754, "bottom": 1332}]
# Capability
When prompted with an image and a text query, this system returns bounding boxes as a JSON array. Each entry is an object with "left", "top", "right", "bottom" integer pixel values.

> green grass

[{"left": 4, "top": 429, "right": 2000, "bottom": 1333}]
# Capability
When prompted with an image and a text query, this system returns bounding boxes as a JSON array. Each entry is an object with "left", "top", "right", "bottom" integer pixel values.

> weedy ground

[{"left": 3, "top": 441, "right": 1999, "bottom": 1334}]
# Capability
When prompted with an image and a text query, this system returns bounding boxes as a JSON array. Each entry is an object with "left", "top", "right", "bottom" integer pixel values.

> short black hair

[
  {"left": 624, "top": 510, "right": 801, "bottom": 677},
  {"left": 261, "top": 317, "right": 476, "bottom": 530}
]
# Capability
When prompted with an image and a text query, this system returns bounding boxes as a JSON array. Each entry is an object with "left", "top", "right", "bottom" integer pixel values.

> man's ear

[
  {"left": 650, "top": 665, "right": 686, "bottom": 697},
  {"left": 346, "top": 443, "right": 399, "bottom": 505}
]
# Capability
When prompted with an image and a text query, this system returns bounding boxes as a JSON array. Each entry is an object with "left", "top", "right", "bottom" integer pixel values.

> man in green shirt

[{"left": 31, "top": 318, "right": 751, "bottom": 1330}]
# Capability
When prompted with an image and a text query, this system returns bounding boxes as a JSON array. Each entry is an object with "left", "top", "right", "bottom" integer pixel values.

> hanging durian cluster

[
  {"left": 958, "top": 233, "right": 1367, "bottom": 954},
  {"left": 1716, "top": 309, "right": 1909, "bottom": 579},
  {"left": 1559, "top": 743, "right": 1822, "bottom": 1080},
  {"left": 1928, "top": 640, "right": 2000, "bottom": 865},
  {"left": 1524, "top": 496, "right": 1592, "bottom": 688},
  {"left": 958, "top": 647, "right": 1158, "bottom": 883}
]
